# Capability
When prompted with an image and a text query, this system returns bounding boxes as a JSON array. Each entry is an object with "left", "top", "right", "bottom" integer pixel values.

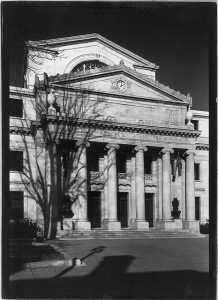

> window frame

[
  {"left": 195, "top": 197, "right": 200, "bottom": 221},
  {"left": 194, "top": 163, "right": 200, "bottom": 181},
  {"left": 9, "top": 98, "right": 23, "bottom": 118},
  {"left": 192, "top": 120, "right": 199, "bottom": 131},
  {"left": 10, "top": 191, "right": 24, "bottom": 220},
  {"left": 9, "top": 150, "right": 23, "bottom": 172}
]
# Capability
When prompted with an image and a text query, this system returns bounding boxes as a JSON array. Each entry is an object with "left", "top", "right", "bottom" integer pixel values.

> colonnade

[{"left": 46, "top": 141, "right": 199, "bottom": 232}]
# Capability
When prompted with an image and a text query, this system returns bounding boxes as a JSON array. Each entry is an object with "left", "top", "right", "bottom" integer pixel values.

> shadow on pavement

[{"left": 8, "top": 255, "right": 209, "bottom": 299}]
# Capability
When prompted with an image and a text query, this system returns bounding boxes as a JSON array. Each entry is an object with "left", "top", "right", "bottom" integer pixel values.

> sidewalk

[{"left": 9, "top": 237, "right": 209, "bottom": 299}]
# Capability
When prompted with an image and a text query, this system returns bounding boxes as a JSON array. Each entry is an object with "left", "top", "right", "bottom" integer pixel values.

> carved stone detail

[
  {"left": 161, "top": 148, "right": 174, "bottom": 155},
  {"left": 105, "top": 143, "right": 120, "bottom": 151},
  {"left": 76, "top": 140, "right": 90, "bottom": 148},
  {"left": 133, "top": 145, "right": 148, "bottom": 153}
]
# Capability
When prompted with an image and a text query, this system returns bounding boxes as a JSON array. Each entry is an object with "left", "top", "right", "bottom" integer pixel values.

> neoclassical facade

[{"left": 9, "top": 34, "right": 209, "bottom": 234}]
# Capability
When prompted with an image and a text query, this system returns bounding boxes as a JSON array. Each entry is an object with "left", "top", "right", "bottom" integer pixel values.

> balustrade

[{"left": 88, "top": 171, "right": 103, "bottom": 181}]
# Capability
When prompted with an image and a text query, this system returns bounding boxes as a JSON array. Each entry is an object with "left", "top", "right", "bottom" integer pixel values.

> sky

[{"left": 4, "top": 2, "right": 216, "bottom": 111}]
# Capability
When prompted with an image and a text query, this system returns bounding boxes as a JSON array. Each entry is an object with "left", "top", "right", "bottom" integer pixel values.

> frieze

[{"left": 92, "top": 129, "right": 191, "bottom": 144}]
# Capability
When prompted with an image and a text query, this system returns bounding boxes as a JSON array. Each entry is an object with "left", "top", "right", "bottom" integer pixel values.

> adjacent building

[{"left": 9, "top": 34, "right": 209, "bottom": 236}]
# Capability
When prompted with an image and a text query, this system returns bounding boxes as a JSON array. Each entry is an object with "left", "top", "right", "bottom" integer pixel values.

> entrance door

[
  {"left": 117, "top": 192, "right": 128, "bottom": 228},
  {"left": 145, "top": 193, "right": 153, "bottom": 227},
  {"left": 88, "top": 192, "right": 101, "bottom": 228}
]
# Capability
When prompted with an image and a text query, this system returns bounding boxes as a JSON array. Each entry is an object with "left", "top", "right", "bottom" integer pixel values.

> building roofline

[
  {"left": 41, "top": 64, "right": 191, "bottom": 104},
  {"left": 192, "top": 110, "right": 209, "bottom": 117},
  {"left": 27, "top": 33, "right": 159, "bottom": 70}
]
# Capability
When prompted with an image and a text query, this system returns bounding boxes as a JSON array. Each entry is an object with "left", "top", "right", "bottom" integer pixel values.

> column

[
  {"left": 103, "top": 154, "right": 108, "bottom": 222},
  {"left": 46, "top": 141, "right": 59, "bottom": 239},
  {"left": 183, "top": 150, "right": 199, "bottom": 232},
  {"left": 181, "top": 158, "right": 186, "bottom": 220},
  {"left": 130, "top": 156, "right": 136, "bottom": 228},
  {"left": 158, "top": 156, "right": 163, "bottom": 221},
  {"left": 61, "top": 148, "right": 75, "bottom": 230},
  {"left": 104, "top": 143, "right": 121, "bottom": 230},
  {"left": 74, "top": 141, "right": 91, "bottom": 230},
  {"left": 134, "top": 145, "right": 149, "bottom": 230},
  {"left": 160, "top": 148, "right": 176, "bottom": 230}
]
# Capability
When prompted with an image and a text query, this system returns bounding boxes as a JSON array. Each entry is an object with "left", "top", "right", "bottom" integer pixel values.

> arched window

[{"left": 72, "top": 60, "right": 107, "bottom": 73}]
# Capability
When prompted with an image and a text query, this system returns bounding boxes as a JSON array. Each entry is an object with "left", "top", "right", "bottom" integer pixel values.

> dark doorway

[
  {"left": 117, "top": 192, "right": 128, "bottom": 228},
  {"left": 88, "top": 192, "right": 101, "bottom": 228},
  {"left": 195, "top": 197, "right": 200, "bottom": 220},
  {"left": 145, "top": 193, "right": 153, "bottom": 227}
]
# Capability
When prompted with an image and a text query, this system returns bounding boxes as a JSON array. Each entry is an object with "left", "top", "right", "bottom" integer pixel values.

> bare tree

[{"left": 17, "top": 73, "right": 105, "bottom": 239}]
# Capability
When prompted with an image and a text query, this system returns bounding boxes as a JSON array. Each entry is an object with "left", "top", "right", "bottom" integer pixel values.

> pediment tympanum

[{"left": 47, "top": 64, "right": 191, "bottom": 106}]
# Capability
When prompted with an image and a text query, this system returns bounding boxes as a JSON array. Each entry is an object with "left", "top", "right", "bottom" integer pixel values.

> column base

[
  {"left": 62, "top": 218, "right": 73, "bottom": 230},
  {"left": 129, "top": 219, "right": 136, "bottom": 229},
  {"left": 134, "top": 220, "right": 149, "bottom": 230},
  {"left": 158, "top": 220, "right": 176, "bottom": 231},
  {"left": 183, "top": 220, "right": 200, "bottom": 233},
  {"left": 75, "top": 220, "right": 91, "bottom": 231},
  {"left": 103, "top": 220, "right": 121, "bottom": 230}
]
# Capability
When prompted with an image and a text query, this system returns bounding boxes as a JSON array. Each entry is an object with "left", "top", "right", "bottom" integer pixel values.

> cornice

[
  {"left": 32, "top": 115, "right": 201, "bottom": 139},
  {"left": 196, "top": 144, "right": 209, "bottom": 151},
  {"left": 10, "top": 126, "right": 32, "bottom": 135},
  {"left": 10, "top": 86, "right": 35, "bottom": 98},
  {"left": 40, "top": 64, "right": 191, "bottom": 104},
  {"left": 28, "top": 33, "right": 158, "bottom": 69}
]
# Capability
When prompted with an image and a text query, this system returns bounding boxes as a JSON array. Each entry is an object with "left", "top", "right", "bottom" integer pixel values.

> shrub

[
  {"left": 9, "top": 218, "right": 44, "bottom": 239},
  {"left": 200, "top": 219, "right": 209, "bottom": 234}
]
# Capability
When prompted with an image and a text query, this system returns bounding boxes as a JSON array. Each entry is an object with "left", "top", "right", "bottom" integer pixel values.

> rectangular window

[
  {"left": 117, "top": 153, "right": 126, "bottom": 173},
  {"left": 10, "top": 98, "right": 23, "bottom": 118},
  {"left": 194, "top": 163, "right": 200, "bottom": 180},
  {"left": 144, "top": 156, "right": 152, "bottom": 174},
  {"left": 10, "top": 151, "right": 23, "bottom": 172},
  {"left": 192, "top": 120, "right": 199, "bottom": 131},
  {"left": 87, "top": 151, "right": 99, "bottom": 171},
  {"left": 195, "top": 197, "right": 200, "bottom": 220},
  {"left": 10, "top": 191, "right": 24, "bottom": 220}
]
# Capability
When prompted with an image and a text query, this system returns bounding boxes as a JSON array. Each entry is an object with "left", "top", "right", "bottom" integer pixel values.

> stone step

[{"left": 57, "top": 230, "right": 204, "bottom": 240}]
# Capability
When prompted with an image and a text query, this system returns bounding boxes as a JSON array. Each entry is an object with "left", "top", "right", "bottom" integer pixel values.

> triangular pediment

[{"left": 49, "top": 65, "right": 191, "bottom": 105}]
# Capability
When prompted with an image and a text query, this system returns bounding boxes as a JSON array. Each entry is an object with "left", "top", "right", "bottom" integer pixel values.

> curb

[
  {"left": 48, "top": 242, "right": 71, "bottom": 259},
  {"left": 24, "top": 259, "right": 86, "bottom": 269},
  {"left": 24, "top": 259, "right": 73, "bottom": 269}
]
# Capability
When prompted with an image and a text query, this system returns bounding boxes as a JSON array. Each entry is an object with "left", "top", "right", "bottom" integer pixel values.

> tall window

[
  {"left": 192, "top": 120, "right": 199, "bottom": 130},
  {"left": 10, "top": 191, "right": 24, "bottom": 220},
  {"left": 117, "top": 153, "right": 126, "bottom": 173},
  {"left": 87, "top": 151, "right": 99, "bottom": 171},
  {"left": 10, "top": 98, "right": 23, "bottom": 117},
  {"left": 195, "top": 197, "right": 200, "bottom": 220},
  {"left": 10, "top": 151, "right": 23, "bottom": 172},
  {"left": 194, "top": 163, "right": 200, "bottom": 181},
  {"left": 144, "top": 156, "right": 152, "bottom": 174}
]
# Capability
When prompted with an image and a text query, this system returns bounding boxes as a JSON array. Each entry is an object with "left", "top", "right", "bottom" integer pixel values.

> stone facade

[{"left": 9, "top": 34, "right": 209, "bottom": 235}]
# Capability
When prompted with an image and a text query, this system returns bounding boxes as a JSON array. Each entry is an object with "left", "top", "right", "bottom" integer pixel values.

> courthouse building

[{"left": 9, "top": 34, "right": 209, "bottom": 235}]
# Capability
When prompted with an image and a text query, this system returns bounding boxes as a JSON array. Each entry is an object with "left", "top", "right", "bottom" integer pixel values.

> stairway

[{"left": 57, "top": 229, "right": 205, "bottom": 240}]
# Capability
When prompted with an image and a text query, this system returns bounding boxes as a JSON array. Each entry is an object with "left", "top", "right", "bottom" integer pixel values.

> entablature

[{"left": 31, "top": 114, "right": 200, "bottom": 149}]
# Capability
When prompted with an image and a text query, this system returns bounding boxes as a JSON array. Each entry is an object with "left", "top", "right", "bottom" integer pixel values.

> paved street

[{"left": 9, "top": 237, "right": 209, "bottom": 299}]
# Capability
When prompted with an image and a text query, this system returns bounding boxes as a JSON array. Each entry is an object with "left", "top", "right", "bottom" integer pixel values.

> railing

[
  {"left": 88, "top": 171, "right": 153, "bottom": 182},
  {"left": 88, "top": 171, "right": 103, "bottom": 181},
  {"left": 118, "top": 173, "right": 130, "bottom": 180},
  {"left": 144, "top": 174, "right": 153, "bottom": 180}
]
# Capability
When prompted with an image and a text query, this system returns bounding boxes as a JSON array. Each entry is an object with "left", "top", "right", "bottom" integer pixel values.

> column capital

[
  {"left": 184, "top": 149, "right": 196, "bottom": 157},
  {"left": 105, "top": 143, "right": 120, "bottom": 151},
  {"left": 133, "top": 145, "right": 148, "bottom": 153},
  {"left": 76, "top": 140, "right": 90, "bottom": 148},
  {"left": 161, "top": 148, "right": 174, "bottom": 155}
]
